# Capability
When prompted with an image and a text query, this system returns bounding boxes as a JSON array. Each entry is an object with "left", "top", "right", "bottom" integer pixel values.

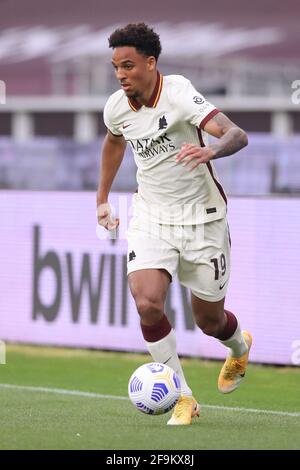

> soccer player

[{"left": 97, "top": 23, "right": 252, "bottom": 425}]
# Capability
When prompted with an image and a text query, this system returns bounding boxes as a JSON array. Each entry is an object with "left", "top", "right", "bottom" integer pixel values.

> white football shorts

[{"left": 126, "top": 216, "right": 231, "bottom": 302}]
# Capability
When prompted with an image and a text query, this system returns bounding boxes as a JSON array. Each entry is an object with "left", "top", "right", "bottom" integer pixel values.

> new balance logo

[
  {"left": 158, "top": 115, "right": 168, "bottom": 130},
  {"left": 128, "top": 250, "right": 136, "bottom": 262}
]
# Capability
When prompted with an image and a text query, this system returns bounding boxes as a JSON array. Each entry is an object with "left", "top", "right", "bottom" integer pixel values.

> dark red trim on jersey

[
  {"left": 128, "top": 71, "right": 162, "bottom": 111},
  {"left": 128, "top": 96, "right": 141, "bottom": 111},
  {"left": 200, "top": 108, "right": 220, "bottom": 130},
  {"left": 110, "top": 130, "right": 123, "bottom": 137},
  {"left": 197, "top": 127, "right": 205, "bottom": 147},
  {"left": 148, "top": 72, "right": 163, "bottom": 107},
  {"left": 206, "top": 161, "right": 227, "bottom": 204},
  {"left": 140, "top": 314, "right": 172, "bottom": 342},
  {"left": 197, "top": 127, "right": 227, "bottom": 205}
]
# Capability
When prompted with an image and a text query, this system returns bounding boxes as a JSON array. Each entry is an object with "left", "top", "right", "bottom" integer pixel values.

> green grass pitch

[{"left": 0, "top": 344, "right": 299, "bottom": 450}]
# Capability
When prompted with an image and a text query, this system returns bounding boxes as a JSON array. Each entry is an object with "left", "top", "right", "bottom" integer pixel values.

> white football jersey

[{"left": 104, "top": 72, "right": 227, "bottom": 225}]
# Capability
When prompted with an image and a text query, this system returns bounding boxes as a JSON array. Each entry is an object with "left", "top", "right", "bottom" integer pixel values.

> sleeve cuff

[
  {"left": 108, "top": 129, "right": 123, "bottom": 137},
  {"left": 200, "top": 108, "right": 220, "bottom": 130}
]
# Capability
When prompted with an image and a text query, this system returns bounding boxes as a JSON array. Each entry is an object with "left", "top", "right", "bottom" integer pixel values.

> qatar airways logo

[{"left": 127, "top": 132, "right": 175, "bottom": 160}]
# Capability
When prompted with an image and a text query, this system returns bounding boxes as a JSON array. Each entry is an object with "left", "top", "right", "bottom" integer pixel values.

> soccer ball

[{"left": 128, "top": 362, "right": 181, "bottom": 415}]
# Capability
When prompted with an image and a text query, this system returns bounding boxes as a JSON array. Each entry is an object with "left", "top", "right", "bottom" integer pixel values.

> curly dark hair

[{"left": 108, "top": 23, "right": 162, "bottom": 61}]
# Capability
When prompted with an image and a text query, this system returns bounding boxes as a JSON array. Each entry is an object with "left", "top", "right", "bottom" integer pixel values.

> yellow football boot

[
  {"left": 218, "top": 330, "right": 252, "bottom": 394},
  {"left": 167, "top": 396, "right": 200, "bottom": 425}
]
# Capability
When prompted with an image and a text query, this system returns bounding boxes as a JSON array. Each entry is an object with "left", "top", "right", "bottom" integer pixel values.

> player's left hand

[{"left": 176, "top": 143, "right": 216, "bottom": 170}]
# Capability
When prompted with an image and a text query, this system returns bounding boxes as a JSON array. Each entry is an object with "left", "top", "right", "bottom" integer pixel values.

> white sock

[
  {"left": 146, "top": 329, "right": 192, "bottom": 396},
  {"left": 219, "top": 321, "right": 248, "bottom": 358}
]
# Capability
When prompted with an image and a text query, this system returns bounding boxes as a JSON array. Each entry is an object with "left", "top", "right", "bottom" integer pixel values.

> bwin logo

[
  {"left": 158, "top": 115, "right": 168, "bottom": 130},
  {"left": 31, "top": 225, "right": 196, "bottom": 331}
]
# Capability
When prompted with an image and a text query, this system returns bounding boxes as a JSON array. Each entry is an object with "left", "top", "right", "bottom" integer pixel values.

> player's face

[{"left": 111, "top": 47, "right": 156, "bottom": 98}]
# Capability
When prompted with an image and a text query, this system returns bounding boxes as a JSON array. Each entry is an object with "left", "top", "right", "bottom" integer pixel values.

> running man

[{"left": 97, "top": 23, "right": 252, "bottom": 425}]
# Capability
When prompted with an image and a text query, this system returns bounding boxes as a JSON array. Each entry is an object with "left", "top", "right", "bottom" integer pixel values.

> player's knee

[{"left": 135, "top": 297, "right": 164, "bottom": 323}]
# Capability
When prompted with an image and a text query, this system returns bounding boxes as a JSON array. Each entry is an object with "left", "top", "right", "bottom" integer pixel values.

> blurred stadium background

[{"left": 0, "top": 0, "right": 300, "bottom": 450}]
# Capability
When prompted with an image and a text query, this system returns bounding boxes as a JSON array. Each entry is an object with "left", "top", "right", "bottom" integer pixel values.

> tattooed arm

[
  {"left": 204, "top": 112, "right": 248, "bottom": 159},
  {"left": 176, "top": 112, "right": 248, "bottom": 170}
]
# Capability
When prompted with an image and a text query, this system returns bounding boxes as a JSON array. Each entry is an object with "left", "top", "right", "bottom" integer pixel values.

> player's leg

[
  {"left": 127, "top": 221, "right": 200, "bottom": 425},
  {"left": 191, "top": 294, "right": 252, "bottom": 393},
  {"left": 179, "top": 218, "right": 252, "bottom": 393},
  {"left": 128, "top": 268, "right": 193, "bottom": 398},
  {"left": 191, "top": 295, "right": 247, "bottom": 355}
]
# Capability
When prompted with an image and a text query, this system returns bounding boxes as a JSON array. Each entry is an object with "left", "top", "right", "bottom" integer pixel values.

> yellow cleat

[
  {"left": 167, "top": 395, "right": 200, "bottom": 425},
  {"left": 218, "top": 330, "right": 252, "bottom": 394}
]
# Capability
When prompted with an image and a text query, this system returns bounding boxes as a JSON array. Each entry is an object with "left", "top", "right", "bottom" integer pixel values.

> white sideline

[{"left": 0, "top": 383, "right": 299, "bottom": 418}]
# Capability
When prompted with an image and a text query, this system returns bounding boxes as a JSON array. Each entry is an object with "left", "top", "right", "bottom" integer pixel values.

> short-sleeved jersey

[{"left": 103, "top": 72, "right": 227, "bottom": 225}]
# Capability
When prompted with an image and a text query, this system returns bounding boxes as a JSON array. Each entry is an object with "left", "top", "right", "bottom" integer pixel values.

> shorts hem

[
  {"left": 127, "top": 264, "right": 174, "bottom": 281},
  {"left": 190, "top": 289, "right": 227, "bottom": 302}
]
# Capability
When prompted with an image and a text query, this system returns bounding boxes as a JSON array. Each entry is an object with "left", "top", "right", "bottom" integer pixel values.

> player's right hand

[{"left": 97, "top": 202, "right": 119, "bottom": 231}]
